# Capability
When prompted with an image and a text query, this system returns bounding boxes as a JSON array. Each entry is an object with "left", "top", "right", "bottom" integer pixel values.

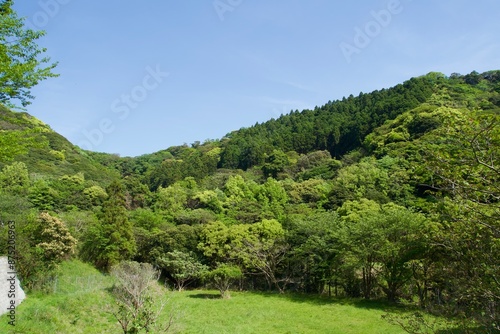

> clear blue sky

[{"left": 13, "top": 0, "right": 500, "bottom": 157}]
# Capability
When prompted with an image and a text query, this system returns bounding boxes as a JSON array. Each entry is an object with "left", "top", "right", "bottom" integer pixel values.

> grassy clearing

[
  {"left": 167, "top": 291, "right": 407, "bottom": 334},
  {"left": 0, "top": 260, "right": 449, "bottom": 333}
]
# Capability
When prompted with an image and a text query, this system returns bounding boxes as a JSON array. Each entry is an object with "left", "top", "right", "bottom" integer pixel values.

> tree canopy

[{"left": 0, "top": 0, "right": 58, "bottom": 108}]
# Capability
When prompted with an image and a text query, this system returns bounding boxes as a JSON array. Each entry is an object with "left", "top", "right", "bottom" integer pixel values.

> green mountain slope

[
  {"left": 113, "top": 70, "right": 498, "bottom": 191},
  {"left": 0, "top": 104, "right": 119, "bottom": 183}
]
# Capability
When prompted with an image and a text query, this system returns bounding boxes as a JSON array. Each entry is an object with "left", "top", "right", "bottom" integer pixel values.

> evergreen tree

[{"left": 81, "top": 180, "right": 136, "bottom": 271}]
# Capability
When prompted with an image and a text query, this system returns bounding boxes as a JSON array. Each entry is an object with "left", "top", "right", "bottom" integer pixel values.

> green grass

[
  {"left": 0, "top": 260, "right": 449, "bottom": 333},
  {"left": 167, "top": 291, "right": 407, "bottom": 334},
  {"left": 0, "top": 260, "right": 117, "bottom": 334}
]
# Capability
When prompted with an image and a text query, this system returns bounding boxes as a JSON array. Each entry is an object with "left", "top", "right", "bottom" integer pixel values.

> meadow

[{"left": 0, "top": 260, "right": 440, "bottom": 334}]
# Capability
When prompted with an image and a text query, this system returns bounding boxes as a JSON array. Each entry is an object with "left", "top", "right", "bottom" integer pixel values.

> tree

[
  {"left": 330, "top": 157, "right": 391, "bottom": 207},
  {"left": 154, "top": 183, "right": 188, "bottom": 214},
  {"left": 0, "top": 0, "right": 58, "bottom": 108},
  {"left": 204, "top": 263, "right": 243, "bottom": 299},
  {"left": 156, "top": 250, "right": 207, "bottom": 291},
  {"left": 424, "top": 110, "right": 500, "bottom": 331},
  {"left": 28, "top": 178, "right": 58, "bottom": 211},
  {"left": 233, "top": 219, "right": 289, "bottom": 293},
  {"left": 256, "top": 178, "right": 288, "bottom": 221},
  {"left": 83, "top": 185, "right": 107, "bottom": 207},
  {"left": 81, "top": 180, "right": 136, "bottom": 271},
  {"left": 337, "top": 200, "right": 431, "bottom": 301},
  {"left": 336, "top": 199, "right": 382, "bottom": 299},
  {"left": 198, "top": 219, "right": 289, "bottom": 292},
  {"left": 373, "top": 204, "right": 430, "bottom": 302},
  {"left": 262, "top": 149, "right": 290, "bottom": 178},
  {"left": 0, "top": 161, "right": 29, "bottom": 195},
  {"left": 33, "top": 212, "right": 78, "bottom": 266},
  {"left": 14, "top": 212, "right": 77, "bottom": 290},
  {"left": 285, "top": 211, "right": 342, "bottom": 294},
  {"left": 110, "top": 261, "right": 174, "bottom": 334}
]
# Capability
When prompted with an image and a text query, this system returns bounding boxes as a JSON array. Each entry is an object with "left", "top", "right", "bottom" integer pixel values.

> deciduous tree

[{"left": 0, "top": 0, "right": 58, "bottom": 108}]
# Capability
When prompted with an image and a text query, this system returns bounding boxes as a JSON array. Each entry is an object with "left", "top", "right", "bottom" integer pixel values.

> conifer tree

[{"left": 81, "top": 180, "right": 136, "bottom": 271}]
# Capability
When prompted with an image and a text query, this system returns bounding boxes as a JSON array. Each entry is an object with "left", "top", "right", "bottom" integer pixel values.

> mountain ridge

[{"left": 1, "top": 70, "right": 499, "bottom": 187}]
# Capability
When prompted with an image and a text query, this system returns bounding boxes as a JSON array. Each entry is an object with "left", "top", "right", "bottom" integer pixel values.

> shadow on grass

[
  {"left": 253, "top": 291, "right": 408, "bottom": 313},
  {"left": 254, "top": 292, "right": 480, "bottom": 333},
  {"left": 188, "top": 293, "right": 222, "bottom": 300}
]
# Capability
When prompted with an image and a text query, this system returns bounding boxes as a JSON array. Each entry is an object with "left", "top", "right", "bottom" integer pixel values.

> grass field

[{"left": 0, "top": 260, "right": 440, "bottom": 333}]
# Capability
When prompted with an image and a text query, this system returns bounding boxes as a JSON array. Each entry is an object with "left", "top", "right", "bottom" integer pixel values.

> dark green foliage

[
  {"left": 133, "top": 224, "right": 200, "bottom": 265},
  {"left": 262, "top": 149, "right": 290, "bottom": 178},
  {"left": 80, "top": 181, "right": 136, "bottom": 271},
  {"left": 219, "top": 75, "right": 435, "bottom": 170}
]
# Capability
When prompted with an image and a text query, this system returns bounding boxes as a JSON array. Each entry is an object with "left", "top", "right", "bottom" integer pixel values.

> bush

[{"left": 204, "top": 264, "right": 243, "bottom": 299}]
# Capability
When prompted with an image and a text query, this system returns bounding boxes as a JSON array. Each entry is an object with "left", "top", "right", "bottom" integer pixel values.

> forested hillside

[
  {"left": 1, "top": 70, "right": 499, "bottom": 332},
  {"left": 0, "top": 104, "right": 119, "bottom": 183}
]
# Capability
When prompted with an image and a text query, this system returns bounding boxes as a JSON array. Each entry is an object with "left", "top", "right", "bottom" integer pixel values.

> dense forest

[{"left": 1, "top": 68, "right": 499, "bottom": 332}]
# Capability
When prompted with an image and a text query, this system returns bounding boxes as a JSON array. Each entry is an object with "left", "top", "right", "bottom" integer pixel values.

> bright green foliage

[
  {"left": 238, "top": 219, "right": 288, "bottom": 292},
  {"left": 0, "top": 105, "right": 120, "bottom": 184},
  {"left": 80, "top": 181, "right": 136, "bottom": 271},
  {"left": 199, "top": 219, "right": 288, "bottom": 291},
  {"left": 223, "top": 175, "right": 263, "bottom": 223},
  {"left": 193, "top": 189, "right": 224, "bottom": 213},
  {"left": 422, "top": 109, "right": 500, "bottom": 331},
  {"left": 154, "top": 183, "right": 188, "bottom": 214},
  {"left": 331, "top": 157, "right": 390, "bottom": 206},
  {"left": 28, "top": 178, "right": 58, "bottom": 210},
  {"left": 0, "top": 127, "right": 46, "bottom": 161},
  {"left": 128, "top": 208, "right": 164, "bottom": 230},
  {"left": 198, "top": 221, "right": 231, "bottom": 262},
  {"left": 156, "top": 250, "right": 208, "bottom": 291},
  {"left": 0, "top": 160, "right": 29, "bottom": 194},
  {"left": 224, "top": 175, "right": 256, "bottom": 202},
  {"left": 337, "top": 200, "right": 431, "bottom": 301},
  {"left": 286, "top": 178, "right": 331, "bottom": 207},
  {"left": 256, "top": 178, "right": 288, "bottom": 220},
  {"left": 0, "top": 0, "right": 58, "bottom": 108},
  {"left": 83, "top": 185, "right": 107, "bottom": 206},
  {"left": 204, "top": 263, "right": 243, "bottom": 299}
]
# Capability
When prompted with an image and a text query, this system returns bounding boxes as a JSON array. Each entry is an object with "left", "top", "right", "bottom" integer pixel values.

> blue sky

[{"left": 13, "top": 0, "right": 500, "bottom": 157}]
